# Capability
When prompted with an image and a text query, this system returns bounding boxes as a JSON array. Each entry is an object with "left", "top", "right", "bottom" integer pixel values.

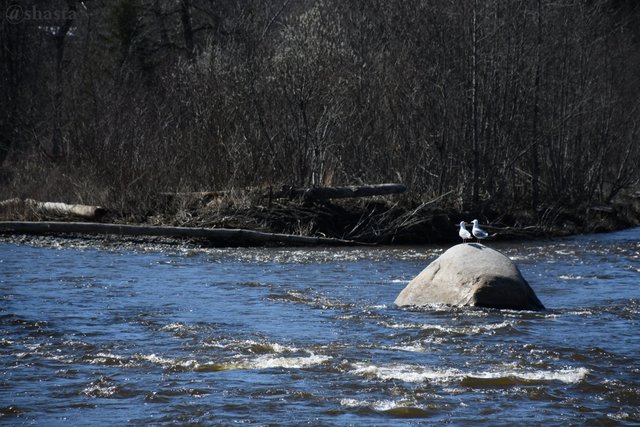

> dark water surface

[{"left": 1, "top": 228, "right": 639, "bottom": 425}]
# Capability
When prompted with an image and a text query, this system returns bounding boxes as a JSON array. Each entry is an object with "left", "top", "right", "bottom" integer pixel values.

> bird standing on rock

[
  {"left": 458, "top": 221, "right": 471, "bottom": 243},
  {"left": 471, "top": 219, "right": 488, "bottom": 242}
]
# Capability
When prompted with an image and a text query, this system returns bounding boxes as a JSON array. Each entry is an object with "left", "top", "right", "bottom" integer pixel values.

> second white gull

[{"left": 471, "top": 219, "right": 488, "bottom": 241}]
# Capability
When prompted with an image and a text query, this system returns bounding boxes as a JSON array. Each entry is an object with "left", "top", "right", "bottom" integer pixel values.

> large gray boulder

[{"left": 395, "top": 243, "right": 544, "bottom": 311}]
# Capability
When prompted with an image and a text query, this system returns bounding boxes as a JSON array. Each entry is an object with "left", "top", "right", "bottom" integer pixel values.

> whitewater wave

[
  {"left": 203, "top": 339, "right": 299, "bottom": 354},
  {"left": 135, "top": 350, "right": 330, "bottom": 372},
  {"left": 339, "top": 398, "right": 434, "bottom": 417},
  {"left": 194, "top": 354, "right": 332, "bottom": 372},
  {"left": 380, "top": 320, "right": 515, "bottom": 335},
  {"left": 350, "top": 362, "right": 588, "bottom": 385}
]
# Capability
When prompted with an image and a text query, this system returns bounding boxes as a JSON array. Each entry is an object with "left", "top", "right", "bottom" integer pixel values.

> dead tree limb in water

[
  {"left": 276, "top": 183, "right": 406, "bottom": 201},
  {"left": 0, "top": 221, "right": 368, "bottom": 247}
]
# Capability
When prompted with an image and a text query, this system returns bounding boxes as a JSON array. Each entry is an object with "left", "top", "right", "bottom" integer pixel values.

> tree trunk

[
  {"left": 531, "top": 0, "right": 542, "bottom": 211},
  {"left": 51, "top": 1, "right": 77, "bottom": 159},
  {"left": 180, "top": 0, "right": 195, "bottom": 57},
  {"left": 471, "top": 0, "right": 480, "bottom": 210}
]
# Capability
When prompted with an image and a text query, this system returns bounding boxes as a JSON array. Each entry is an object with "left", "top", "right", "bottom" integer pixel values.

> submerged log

[
  {"left": 276, "top": 183, "right": 406, "bottom": 201},
  {"left": 0, "top": 221, "right": 365, "bottom": 247},
  {"left": 0, "top": 198, "right": 107, "bottom": 220}
]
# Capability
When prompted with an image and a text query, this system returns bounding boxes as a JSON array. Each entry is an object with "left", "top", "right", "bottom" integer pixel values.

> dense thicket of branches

[{"left": 1, "top": 0, "right": 639, "bottom": 217}]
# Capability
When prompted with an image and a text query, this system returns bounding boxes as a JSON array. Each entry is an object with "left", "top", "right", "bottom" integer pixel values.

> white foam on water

[
  {"left": 138, "top": 353, "right": 175, "bottom": 365},
  {"left": 203, "top": 339, "right": 299, "bottom": 354},
  {"left": 81, "top": 352, "right": 132, "bottom": 367},
  {"left": 340, "top": 398, "right": 416, "bottom": 412},
  {"left": 25, "top": 343, "right": 42, "bottom": 351},
  {"left": 193, "top": 353, "right": 332, "bottom": 372},
  {"left": 47, "top": 354, "right": 75, "bottom": 363},
  {"left": 83, "top": 383, "right": 116, "bottom": 398},
  {"left": 431, "top": 321, "right": 513, "bottom": 335},
  {"left": 467, "top": 367, "right": 590, "bottom": 383},
  {"left": 82, "top": 377, "right": 119, "bottom": 398},
  {"left": 335, "top": 314, "right": 359, "bottom": 321},
  {"left": 379, "top": 320, "right": 514, "bottom": 335},
  {"left": 202, "top": 341, "right": 227, "bottom": 349},
  {"left": 381, "top": 320, "right": 513, "bottom": 335},
  {"left": 607, "top": 410, "right": 640, "bottom": 423},
  {"left": 161, "top": 322, "right": 198, "bottom": 334},
  {"left": 94, "top": 352, "right": 125, "bottom": 360},
  {"left": 555, "top": 249, "right": 575, "bottom": 255},
  {"left": 350, "top": 362, "right": 589, "bottom": 385},
  {"left": 379, "top": 321, "right": 422, "bottom": 329},
  {"left": 339, "top": 398, "right": 367, "bottom": 408},
  {"left": 137, "top": 351, "right": 330, "bottom": 372},
  {"left": 387, "top": 343, "right": 429, "bottom": 352},
  {"left": 263, "top": 342, "right": 297, "bottom": 354},
  {"left": 136, "top": 353, "right": 199, "bottom": 369},
  {"left": 564, "top": 309, "right": 594, "bottom": 316},
  {"left": 133, "top": 332, "right": 328, "bottom": 372},
  {"left": 61, "top": 339, "right": 92, "bottom": 348},
  {"left": 248, "top": 353, "right": 332, "bottom": 369},
  {"left": 351, "top": 363, "right": 461, "bottom": 383},
  {"left": 559, "top": 274, "right": 584, "bottom": 280}
]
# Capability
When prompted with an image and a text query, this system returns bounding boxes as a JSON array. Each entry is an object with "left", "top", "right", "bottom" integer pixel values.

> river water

[{"left": 1, "top": 228, "right": 639, "bottom": 425}]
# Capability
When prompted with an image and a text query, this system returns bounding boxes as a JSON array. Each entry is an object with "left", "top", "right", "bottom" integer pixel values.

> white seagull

[
  {"left": 471, "top": 219, "right": 488, "bottom": 242},
  {"left": 458, "top": 221, "right": 471, "bottom": 243}
]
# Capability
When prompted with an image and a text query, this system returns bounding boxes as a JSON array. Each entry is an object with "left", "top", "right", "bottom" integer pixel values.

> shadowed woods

[{"left": 1, "top": 1, "right": 639, "bottom": 242}]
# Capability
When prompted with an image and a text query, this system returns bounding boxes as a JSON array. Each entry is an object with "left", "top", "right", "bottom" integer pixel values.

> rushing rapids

[{"left": 1, "top": 228, "right": 639, "bottom": 425}]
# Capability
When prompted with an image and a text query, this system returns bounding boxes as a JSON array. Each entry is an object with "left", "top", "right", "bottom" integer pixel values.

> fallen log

[
  {"left": 0, "top": 198, "right": 107, "bottom": 220},
  {"left": 276, "top": 183, "right": 406, "bottom": 201},
  {"left": 33, "top": 201, "right": 107, "bottom": 219},
  {"left": 0, "top": 221, "right": 367, "bottom": 247}
]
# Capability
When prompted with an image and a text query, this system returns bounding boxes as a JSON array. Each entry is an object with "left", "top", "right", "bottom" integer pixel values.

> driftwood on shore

[
  {"left": 0, "top": 221, "right": 366, "bottom": 247},
  {"left": 0, "top": 198, "right": 107, "bottom": 220},
  {"left": 276, "top": 183, "right": 407, "bottom": 201}
]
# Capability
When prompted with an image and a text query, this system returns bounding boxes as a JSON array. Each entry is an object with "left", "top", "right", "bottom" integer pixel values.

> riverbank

[
  {"left": 1, "top": 191, "right": 639, "bottom": 246},
  {"left": 147, "top": 196, "right": 640, "bottom": 244}
]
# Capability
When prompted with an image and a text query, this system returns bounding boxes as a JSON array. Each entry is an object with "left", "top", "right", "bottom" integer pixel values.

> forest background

[{"left": 1, "top": 0, "right": 639, "bottom": 242}]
